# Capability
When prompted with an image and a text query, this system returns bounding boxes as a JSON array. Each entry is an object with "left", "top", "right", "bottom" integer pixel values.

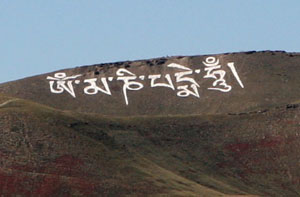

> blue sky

[{"left": 1, "top": 1, "right": 300, "bottom": 83}]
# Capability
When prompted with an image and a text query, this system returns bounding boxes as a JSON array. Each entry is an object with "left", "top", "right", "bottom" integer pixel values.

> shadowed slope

[
  {"left": 108, "top": 104, "right": 300, "bottom": 196},
  {"left": 0, "top": 95, "right": 231, "bottom": 196},
  {"left": 1, "top": 94, "right": 299, "bottom": 196}
]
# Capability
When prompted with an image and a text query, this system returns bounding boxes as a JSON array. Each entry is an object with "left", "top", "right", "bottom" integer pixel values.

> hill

[
  {"left": 0, "top": 95, "right": 238, "bottom": 196},
  {"left": 1, "top": 51, "right": 300, "bottom": 116},
  {"left": 1, "top": 51, "right": 300, "bottom": 196}
]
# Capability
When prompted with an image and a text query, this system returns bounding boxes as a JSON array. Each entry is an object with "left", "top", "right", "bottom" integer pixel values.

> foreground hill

[
  {"left": 0, "top": 95, "right": 226, "bottom": 196},
  {"left": 0, "top": 93, "right": 300, "bottom": 196}
]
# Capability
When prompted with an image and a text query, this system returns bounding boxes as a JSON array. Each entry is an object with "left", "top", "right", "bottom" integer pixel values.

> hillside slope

[
  {"left": 0, "top": 94, "right": 300, "bottom": 196},
  {"left": 1, "top": 51, "right": 300, "bottom": 196},
  {"left": 1, "top": 51, "right": 300, "bottom": 116},
  {"left": 0, "top": 95, "right": 233, "bottom": 196}
]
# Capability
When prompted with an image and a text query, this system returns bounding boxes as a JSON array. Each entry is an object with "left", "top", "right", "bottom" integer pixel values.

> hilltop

[{"left": 1, "top": 51, "right": 300, "bottom": 116}]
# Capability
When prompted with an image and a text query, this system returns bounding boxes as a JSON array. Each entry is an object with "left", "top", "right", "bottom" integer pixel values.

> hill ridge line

[{"left": 0, "top": 98, "right": 19, "bottom": 108}]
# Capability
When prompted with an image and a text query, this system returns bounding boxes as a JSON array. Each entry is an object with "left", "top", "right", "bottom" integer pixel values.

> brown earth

[{"left": 1, "top": 50, "right": 300, "bottom": 116}]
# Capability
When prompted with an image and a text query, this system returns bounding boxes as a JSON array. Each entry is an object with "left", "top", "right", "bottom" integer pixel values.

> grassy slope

[
  {"left": 80, "top": 106, "right": 300, "bottom": 196},
  {"left": 0, "top": 95, "right": 227, "bottom": 196},
  {"left": 1, "top": 94, "right": 300, "bottom": 196}
]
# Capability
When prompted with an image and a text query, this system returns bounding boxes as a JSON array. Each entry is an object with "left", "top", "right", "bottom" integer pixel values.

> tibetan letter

[
  {"left": 116, "top": 68, "right": 144, "bottom": 105},
  {"left": 47, "top": 72, "right": 82, "bottom": 98},
  {"left": 203, "top": 57, "right": 232, "bottom": 92},
  {"left": 84, "top": 78, "right": 111, "bottom": 95},
  {"left": 168, "top": 63, "right": 200, "bottom": 98},
  {"left": 148, "top": 74, "right": 175, "bottom": 90}
]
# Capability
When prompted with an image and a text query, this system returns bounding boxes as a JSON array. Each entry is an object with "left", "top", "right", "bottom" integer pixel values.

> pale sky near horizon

[{"left": 1, "top": 1, "right": 300, "bottom": 83}]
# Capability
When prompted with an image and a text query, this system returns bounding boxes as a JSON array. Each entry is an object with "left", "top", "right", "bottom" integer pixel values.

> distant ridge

[{"left": 0, "top": 51, "right": 300, "bottom": 116}]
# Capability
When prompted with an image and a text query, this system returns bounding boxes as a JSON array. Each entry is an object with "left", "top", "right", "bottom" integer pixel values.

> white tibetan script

[
  {"left": 47, "top": 73, "right": 82, "bottom": 98},
  {"left": 47, "top": 57, "right": 244, "bottom": 105}
]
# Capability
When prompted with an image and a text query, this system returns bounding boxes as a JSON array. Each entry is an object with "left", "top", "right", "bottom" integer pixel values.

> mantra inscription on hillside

[{"left": 47, "top": 57, "right": 244, "bottom": 105}]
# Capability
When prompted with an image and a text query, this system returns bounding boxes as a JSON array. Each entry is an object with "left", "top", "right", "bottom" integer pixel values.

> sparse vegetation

[
  {"left": 0, "top": 94, "right": 300, "bottom": 196},
  {"left": 1, "top": 52, "right": 300, "bottom": 196}
]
